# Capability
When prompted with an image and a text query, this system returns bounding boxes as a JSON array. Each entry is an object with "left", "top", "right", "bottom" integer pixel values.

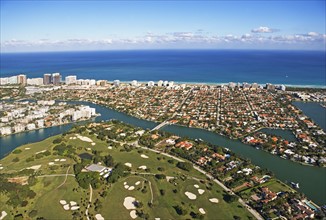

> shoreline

[
  {"left": 113, "top": 80, "right": 326, "bottom": 89},
  {"left": 0, "top": 115, "right": 99, "bottom": 138}
]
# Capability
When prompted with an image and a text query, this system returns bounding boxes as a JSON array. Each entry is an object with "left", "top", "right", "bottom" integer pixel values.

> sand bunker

[
  {"left": 60, "top": 200, "right": 67, "bottom": 205},
  {"left": 135, "top": 181, "right": 141, "bottom": 186},
  {"left": 70, "top": 201, "right": 77, "bottom": 206},
  {"left": 91, "top": 143, "right": 96, "bottom": 146},
  {"left": 26, "top": 165, "right": 41, "bottom": 170},
  {"left": 77, "top": 135, "right": 93, "bottom": 143},
  {"left": 185, "top": 192, "right": 197, "bottom": 200},
  {"left": 130, "top": 210, "right": 137, "bottom": 219},
  {"left": 55, "top": 159, "right": 60, "bottom": 162},
  {"left": 141, "top": 154, "right": 149, "bottom": 158},
  {"left": 123, "top": 197, "right": 136, "bottom": 210},
  {"left": 87, "top": 148, "right": 91, "bottom": 151},
  {"left": 0, "top": 167, "right": 3, "bottom": 170},
  {"left": 124, "top": 185, "right": 129, "bottom": 189},
  {"left": 71, "top": 206, "right": 80, "bottom": 210},
  {"left": 138, "top": 165, "right": 147, "bottom": 170},
  {"left": 0, "top": 211, "right": 8, "bottom": 220},
  {"left": 108, "top": 146, "right": 112, "bottom": 149},
  {"left": 128, "top": 186, "right": 135, "bottom": 190},
  {"left": 124, "top": 182, "right": 127, "bottom": 185},
  {"left": 48, "top": 162, "right": 55, "bottom": 165},
  {"left": 199, "top": 208, "right": 206, "bottom": 214},
  {"left": 63, "top": 204, "right": 70, "bottom": 210},
  {"left": 76, "top": 135, "right": 93, "bottom": 143},
  {"left": 209, "top": 198, "right": 219, "bottom": 203},
  {"left": 60, "top": 159, "right": 66, "bottom": 162},
  {"left": 95, "top": 214, "right": 104, "bottom": 220},
  {"left": 198, "top": 189, "right": 205, "bottom": 195},
  {"left": 25, "top": 148, "right": 30, "bottom": 150},
  {"left": 124, "top": 163, "right": 132, "bottom": 167},
  {"left": 36, "top": 150, "right": 46, "bottom": 154},
  {"left": 194, "top": 184, "right": 199, "bottom": 188}
]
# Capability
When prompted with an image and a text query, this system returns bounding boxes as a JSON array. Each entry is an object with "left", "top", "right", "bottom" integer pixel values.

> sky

[{"left": 1, "top": 0, "right": 325, "bottom": 52}]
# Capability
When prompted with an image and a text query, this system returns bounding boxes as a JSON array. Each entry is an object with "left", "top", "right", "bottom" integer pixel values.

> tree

[
  {"left": 176, "top": 162, "right": 193, "bottom": 171},
  {"left": 174, "top": 205, "right": 188, "bottom": 216}
]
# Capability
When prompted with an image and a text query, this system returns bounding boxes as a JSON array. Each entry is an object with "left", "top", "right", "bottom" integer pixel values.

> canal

[{"left": 0, "top": 101, "right": 325, "bottom": 205}]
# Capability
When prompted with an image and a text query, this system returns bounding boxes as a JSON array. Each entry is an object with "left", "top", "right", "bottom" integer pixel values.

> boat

[{"left": 291, "top": 182, "right": 300, "bottom": 189}]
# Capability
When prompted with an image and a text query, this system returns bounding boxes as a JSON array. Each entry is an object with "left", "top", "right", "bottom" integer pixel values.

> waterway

[
  {"left": 0, "top": 101, "right": 325, "bottom": 205},
  {"left": 293, "top": 101, "right": 326, "bottom": 131},
  {"left": 259, "top": 128, "right": 297, "bottom": 142}
]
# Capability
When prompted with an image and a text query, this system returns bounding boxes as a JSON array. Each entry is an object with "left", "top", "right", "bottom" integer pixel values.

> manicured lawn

[
  {"left": 33, "top": 177, "right": 86, "bottom": 219},
  {"left": 100, "top": 174, "right": 253, "bottom": 219},
  {"left": 0, "top": 127, "right": 254, "bottom": 219}
]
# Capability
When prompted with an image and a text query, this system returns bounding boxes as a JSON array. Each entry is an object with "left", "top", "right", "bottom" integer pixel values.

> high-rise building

[
  {"left": 43, "top": 73, "right": 52, "bottom": 85},
  {"left": 17, "top": 74, "right": 27, "bottom": 85},
  {"left": 131, "top": 80, "right": 138, "bottom": 86},
  {"left": 157, "top": 80, "right": 163, "bottom": 87},
  {"left": 147, "top": 81, "right": 155, "bottom": 87},
  {"left": 52, "top": 73, "right": 61, "bottom": 85},
  {"left": 113, "top": 80, "right": 120, "bottom": 87},
  {"left": 65, "top": 75, "right": 77, "bottom": 85},
  {"left": 266, "top": 83, "right": 275, "bottom": 91}
]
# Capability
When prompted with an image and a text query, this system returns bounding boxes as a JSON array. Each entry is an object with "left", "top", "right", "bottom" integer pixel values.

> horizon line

[{"left": 1, "top": 48, "right": 326, "bottom": 54}]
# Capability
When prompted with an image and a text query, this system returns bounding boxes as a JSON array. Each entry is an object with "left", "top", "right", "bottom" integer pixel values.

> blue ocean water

[{"left": 0, "top": 50, "right": 325, "bottom": 86}]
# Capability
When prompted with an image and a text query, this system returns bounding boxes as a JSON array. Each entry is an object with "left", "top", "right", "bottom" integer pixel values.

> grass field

[{"left": 0, "top": 127, "right": 254, "bottom": 219}]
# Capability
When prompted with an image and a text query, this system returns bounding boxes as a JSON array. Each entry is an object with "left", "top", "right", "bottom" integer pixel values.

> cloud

[
  {"left": 1, "top": 31, "right": 325, "bottom": 51},
  {"left": 251, "top": 26, "right": 278, "bottom": 33}
]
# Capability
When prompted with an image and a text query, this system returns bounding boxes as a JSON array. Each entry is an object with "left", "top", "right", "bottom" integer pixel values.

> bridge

[{"left": 150, "top": 121, "right": 170, "bottom": 131}]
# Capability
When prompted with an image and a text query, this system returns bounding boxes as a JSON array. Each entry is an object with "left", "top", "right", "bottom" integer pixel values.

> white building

[
  {"left": 157, "top": 80, "right": 163, "bottom": 87},
  {"left": 27, "top": 78, "right": 44, "bottom": 85},
  {"left": 168, "top": 81, "right": 174, "bottom": 87},
  {"left": 65, "top": 75, "right": 77, "bottom": 85},
  {"left": 37, "top": 100, "right": 55, "bottom": 106},
  {"left": 131, "top": 80, "right": 138, "bottom": 87},
  {"left": 8, "top": 76, "right": 18, "bottom": 84},
  {"left": 36, "top": 119, "right": 45, "bottom": 128},
  {"left": 0, "top": 126, "right": 12, "bottom": 135},
  {"left": 72, "top": 106, "right": 96, "bottom": 121},
  {"left": 14, "top": 124, "right": 25, "bottom": 133},
  {"left": 113, "top": 80, "right": 120, "bottom": 87},
  {"left": 0, "top": 77, "right": 9, "bottom": 85},
  {"left": 26, "top": 123, "right": 36, "bottom": 130},
  {"left": 163, "top": 81, "right": 169, "bottom": 86},
  {"left": 228, "top": 82, "right": 236, "bottom": 88},
  {"left": 280, "top": 85, "right": 286, "bottom": 91},
  {"left": 147, "top": 81, "right": 155, "bottom": 87}
]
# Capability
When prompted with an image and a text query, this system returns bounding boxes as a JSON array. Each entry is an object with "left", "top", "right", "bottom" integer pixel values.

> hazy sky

[{"left": 1, "top": 1, "right": 325, "bottom": 52}]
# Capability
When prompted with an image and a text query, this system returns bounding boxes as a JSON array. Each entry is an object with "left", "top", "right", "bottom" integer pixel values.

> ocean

[{"left": 1, "top": 50, "right": 325, "bottom": 87}]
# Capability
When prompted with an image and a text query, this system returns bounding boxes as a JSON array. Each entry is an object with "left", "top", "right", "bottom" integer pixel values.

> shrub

[
  {"left": 13, "top": 149, "right": 22, "bottom": 154},
  {"left": 12, "top": 157, "right": 20, "bottom": 162}
]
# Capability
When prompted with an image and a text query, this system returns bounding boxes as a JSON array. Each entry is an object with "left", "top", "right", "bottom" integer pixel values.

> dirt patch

[{"left": 7, "top": 176, "right": 29, "bottom": 185}]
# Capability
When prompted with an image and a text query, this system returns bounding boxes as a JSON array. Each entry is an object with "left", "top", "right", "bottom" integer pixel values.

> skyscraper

[
  {"left": 43, "top": 73, "right": 52, "bottom": 85},
  {"left": 52, "top": 73, "right": 61, "bottom": 85},
  {"left": 17, "top": 74, "right": 27, "bottom": 85}
]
